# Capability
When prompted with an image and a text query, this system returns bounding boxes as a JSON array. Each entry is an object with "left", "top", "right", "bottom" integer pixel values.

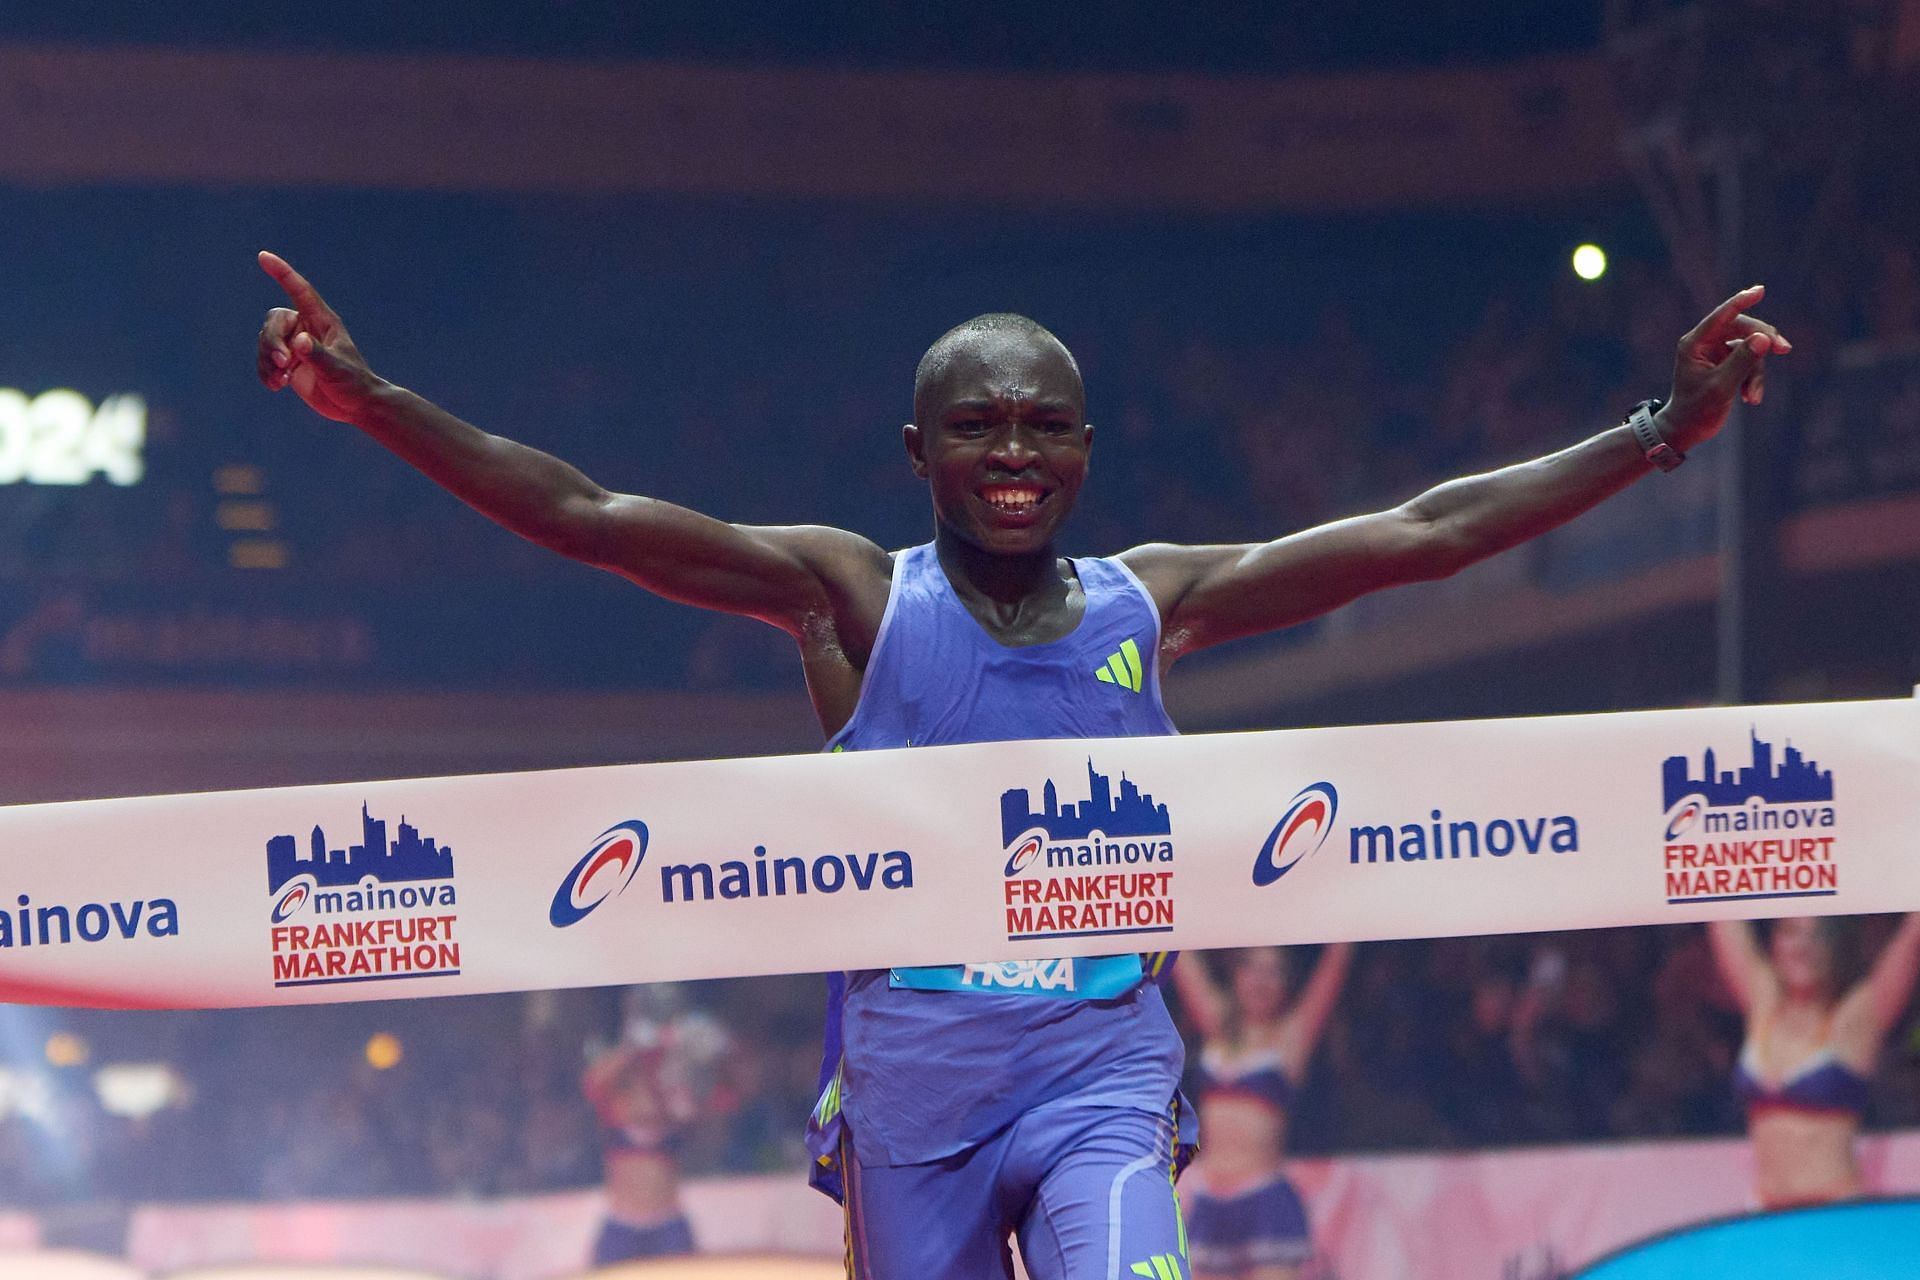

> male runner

[{"left": 254, "top": 251, "right": 1785, "bottom": 1279}]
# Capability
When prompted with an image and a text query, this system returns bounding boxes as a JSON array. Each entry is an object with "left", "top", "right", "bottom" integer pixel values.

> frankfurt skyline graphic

[
  {"left": 1661, "top": 730, "right": 1834, "bottom": 811},
  {"left": 1000, "top": 760, "right": 1172, "bottom": 845},
  {"left": 266, "top": 801, "right": 456, "bottom": 894}
]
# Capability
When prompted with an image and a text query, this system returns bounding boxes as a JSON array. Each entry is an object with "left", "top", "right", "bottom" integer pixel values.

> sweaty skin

[{"left": 254, "top": 250, "right": 1787, "bottom": 739}]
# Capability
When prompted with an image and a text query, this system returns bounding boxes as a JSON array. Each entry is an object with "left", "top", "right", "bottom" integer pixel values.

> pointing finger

[{"left": 258, "top": 250, "right": 340, "bottom": 327}]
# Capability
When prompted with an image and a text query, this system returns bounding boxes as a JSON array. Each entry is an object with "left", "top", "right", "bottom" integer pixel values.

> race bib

[{"left": 889, "top": 954, "right": 1144, "bottom": 1000}]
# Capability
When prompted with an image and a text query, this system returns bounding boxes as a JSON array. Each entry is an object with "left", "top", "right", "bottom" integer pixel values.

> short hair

[{"left": 913, "top": 314, "right": 1081, "bottom": 419}]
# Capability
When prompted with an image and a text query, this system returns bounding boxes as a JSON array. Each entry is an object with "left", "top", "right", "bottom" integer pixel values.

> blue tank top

[{"left": 806, "top": 543, "right": 1190, "bottom": 1194}]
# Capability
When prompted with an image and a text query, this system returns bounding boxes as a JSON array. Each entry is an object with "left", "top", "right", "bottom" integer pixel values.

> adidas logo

[
  {"left": 1094, "top": 638, "right": 1145, "bottom": 692},
  {"left": 1129, "top": 1253, "right": 1184, "bottom": 1280}
]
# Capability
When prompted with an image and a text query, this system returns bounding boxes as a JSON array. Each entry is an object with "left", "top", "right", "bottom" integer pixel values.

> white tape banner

[{"left": 1, "top": 697, "right": 1917, "bottom": 1008}]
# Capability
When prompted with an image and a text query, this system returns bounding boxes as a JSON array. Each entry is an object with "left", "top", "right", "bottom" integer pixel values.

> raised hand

[
  {"left": 1660, "top": 284, "right": 1792, "bottom": 452},
  {"left": 255, "top": 251, "right": 382, "bottom": 424}
]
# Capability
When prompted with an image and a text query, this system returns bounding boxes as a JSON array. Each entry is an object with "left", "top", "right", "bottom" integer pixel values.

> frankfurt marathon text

[
  {"left": 1663, "top": 836, "right": 1837, "bottom": 900},
  {"left": 269, "top": 916, "right": 460, "bottom": 982},
  {"left": 1004, "top": 870, "right": 1174, "bottom": 935}
]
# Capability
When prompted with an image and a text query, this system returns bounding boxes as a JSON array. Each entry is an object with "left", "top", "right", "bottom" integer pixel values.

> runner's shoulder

[
  {"left": 733, "top": 523, "right": 886, "bottom": 575},
  {"left": 1113, "top": 541, "right": 1233, "bottom": 612}
]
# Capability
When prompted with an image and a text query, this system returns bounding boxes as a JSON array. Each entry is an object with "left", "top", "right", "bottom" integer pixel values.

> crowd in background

[
  {"left": 5, "top": 187, "right": 1918, "bottom": 691},
  {"left": 2, "top": 916, "right": 1917, "bottom": 1207}
]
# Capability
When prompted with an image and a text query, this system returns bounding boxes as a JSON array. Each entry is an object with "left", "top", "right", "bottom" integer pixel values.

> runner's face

[{"left": 909, "top": 334, "right": 1089, "bottom": 555}]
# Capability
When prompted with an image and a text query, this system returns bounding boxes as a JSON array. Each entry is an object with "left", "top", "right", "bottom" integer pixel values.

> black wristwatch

[{"left": 1626, "top": 398, "right": 1684, "bottom": 472}]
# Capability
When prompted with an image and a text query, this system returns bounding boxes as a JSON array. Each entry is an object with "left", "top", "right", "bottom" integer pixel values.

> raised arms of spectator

[
  {"left": 253, "top": 253, "right": 889, "bottom": 640},
  {"left": 1169, "top": 950, "right": 1231, "bottom": 1042},
  {"left": 1707, "top": 920, "right": 1776, "bottom": 1014},
  {"left": 1125, "top": 287, "right": 1790, "bottom": 659},
  {"left": 582, "top": 1044, "right": 647, "bottom": 1116},
  {"left": 1277, "top": 941, "right": 1353, "bottom": 1066},
  {"left": 1508, "top": 944, "right": 1572, "bottom": 1085},
  {"left": 1843, "top": 913, "right": 1920, "bottom": 1035}
]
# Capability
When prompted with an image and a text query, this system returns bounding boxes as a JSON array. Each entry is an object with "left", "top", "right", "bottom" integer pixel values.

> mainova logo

[
  {"left": 0, "top": 894, "right": 179, "bottom": 949},
  {"left": 1661, "top": 729, "right": 1839, "bottom": 904},
  {"left": 550, "top": 821, "right": 913, "bottom": 921},
  {"left": 1664, "top": 797, "right": 1705, "bottom": 842},
  {"left": 1346, "top": 809, "right": 1579, "bottom": 863},
  {"left": 270, "top": 880, "right": 310, "bottom": 924},
  {"left": 264, "top": 801, "right": 461, "bottom": 989},
  {"left": 656, "top": 844, "right": 912, "bottom": 902},
  {"left": 550, "top": 821, "right": 650, "bottom": 927},
  {"left": 998, "top": 760, "right": 1175, "bottom": 942},
  {"left": 1253, "top": 781, "right": 1580, "bottom": 881},
  {"left": 1252, "top": 783, "right": 1339, "bottom": 886}
]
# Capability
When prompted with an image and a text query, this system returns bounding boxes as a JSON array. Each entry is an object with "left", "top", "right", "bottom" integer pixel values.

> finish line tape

[{"left": 2, "top": 696, "right": 1917, "bottom": 1008}]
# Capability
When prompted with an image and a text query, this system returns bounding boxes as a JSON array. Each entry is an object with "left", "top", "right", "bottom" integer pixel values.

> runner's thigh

[
  {"left": 1014, "top": 1107, "right": 1187, "bottom": 1280},
  {"left": 844, "top": 1128, "right": 1016, "bottom": 1280}
]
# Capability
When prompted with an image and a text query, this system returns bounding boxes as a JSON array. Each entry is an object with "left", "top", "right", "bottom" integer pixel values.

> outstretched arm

[
  {"left": 1168, "top": 949, "right": 1231, "bottom": 1042},
  {"left": 254, "top": 252, "right": 886, "bottom": 635},
  {"left": 1123, "top": 287, "right": 1789, "bottom": 659},
  {"left": 1278, "top": 941, "right": 1352, "bottom": 1066},
  {"left": 1847, "top": 913, "right": 1920, "bottom": 1035},
  {"left": 1707, "top": 919, "right": 1774, "bottom": 1014}
]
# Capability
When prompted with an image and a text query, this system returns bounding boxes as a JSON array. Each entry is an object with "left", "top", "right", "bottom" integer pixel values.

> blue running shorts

[{"left": 842, "top": 1098, "right": 1189, "bottom": 1280}]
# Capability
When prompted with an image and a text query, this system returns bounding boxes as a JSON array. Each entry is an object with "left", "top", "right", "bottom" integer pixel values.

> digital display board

[{"left": 0, "top": 388, "right": 145, "bottom": 486}]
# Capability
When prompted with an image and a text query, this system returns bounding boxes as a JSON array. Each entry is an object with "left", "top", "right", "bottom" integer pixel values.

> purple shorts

[
  {"left": 1184, "top": 1173, "right": 1312, "bottom": 1274},
  {"left": 842, "top": 1098, "right": 1189, "bottom": 1280},
  {"left": 592, "top": 1214, "right": 696, "bottom": 1265}
]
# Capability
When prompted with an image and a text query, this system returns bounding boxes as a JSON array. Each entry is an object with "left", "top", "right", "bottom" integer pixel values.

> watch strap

[{"left": 1627, "top": 398, "right": 1684, "bottom": 472}]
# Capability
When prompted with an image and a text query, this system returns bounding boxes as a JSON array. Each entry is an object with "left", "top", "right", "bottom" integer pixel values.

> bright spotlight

[
  {"left": 1572, "top": 244, "right": 1608, "bottom": 281},
  {"left": 365, "top": 1032, "right": 403, "bottom": 1070},
  {"left": 44, "top": 1032, "right": 89, "bottom": 1068},
  {"left": 94, "top": 1063, "right": 187, "bottom": 1118}
]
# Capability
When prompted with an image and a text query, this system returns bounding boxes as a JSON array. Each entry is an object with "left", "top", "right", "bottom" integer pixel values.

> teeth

[{"left": 983, "top": 487, "right": 1043, "bottom": 512}]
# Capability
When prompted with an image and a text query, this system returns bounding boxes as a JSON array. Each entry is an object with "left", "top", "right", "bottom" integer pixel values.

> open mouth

[{"left": 978, "top": 483, "right": 1051, "bottom": 520}]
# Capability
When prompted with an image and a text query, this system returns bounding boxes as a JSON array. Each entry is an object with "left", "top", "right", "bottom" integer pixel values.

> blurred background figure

[
  {"left": 1709, "top": 914, "right": 1920, "bottom": 1207},
  {"left": 1172, "top": 945, "right": 1351, "bottom": 1280},
  {"left": 580, "top": 985, "right": 730, "bottom": 1265}
]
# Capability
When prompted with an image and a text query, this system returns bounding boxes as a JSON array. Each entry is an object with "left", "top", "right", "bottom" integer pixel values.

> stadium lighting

[
  {"left": 365, "top": 1032, "right": 404, "bottom": 1070},
  {"left": 43, "top": 1032, "right": 89, "bottom": 1068},
  {"left": 93, "top": 1063, "right": 187, "bottom": 1118},
  {"left": 1572, "top": 243, "right": 1608, "bottom": 281}
]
